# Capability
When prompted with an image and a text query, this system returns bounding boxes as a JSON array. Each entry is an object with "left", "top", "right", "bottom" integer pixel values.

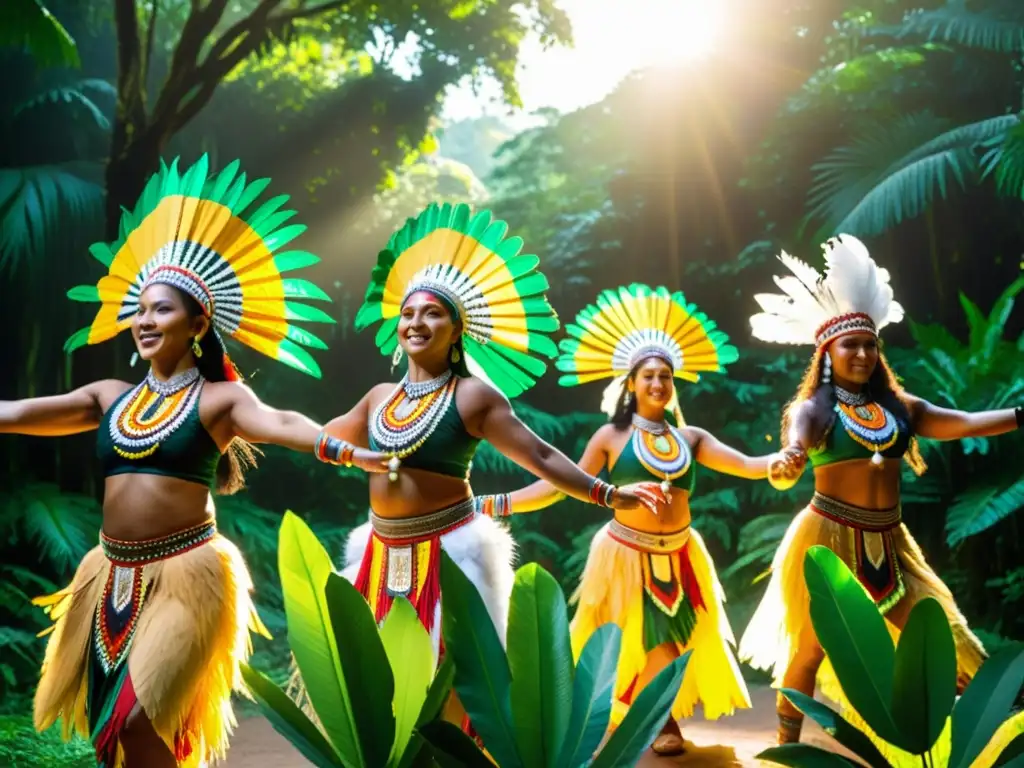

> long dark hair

[
  {"left": 781, "top": 344, "right": 926, "bottom": 475},
  {"left": 175, "top": 287, "right": 259, "bottom": 494}
]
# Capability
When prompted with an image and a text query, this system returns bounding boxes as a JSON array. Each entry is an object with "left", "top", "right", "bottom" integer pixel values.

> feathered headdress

[
  {"left": 556, "top": 284, "right": 739, "bottom": 417},
  {"left": 65, "top": 155, "right": 335, "bottom": 377},
  {"left": 749, "top": 234, "right": 904, "bottom": 347},
  {"left": 354, "top": 202, "right": 560, "bottom": 399}
]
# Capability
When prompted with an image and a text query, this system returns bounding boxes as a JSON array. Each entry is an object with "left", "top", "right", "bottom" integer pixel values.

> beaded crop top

[
  {"left": 609, "top": 415, "right": 696, "bottom": 494},
  {"left": 368, "top": 373, "right": 480, "bottom": 480},
  {"left": 96, "top": 369, "right": 221, "bottom": 488},
  {"left": 808, "top": 394, "right": 911, "bottom": 468}
]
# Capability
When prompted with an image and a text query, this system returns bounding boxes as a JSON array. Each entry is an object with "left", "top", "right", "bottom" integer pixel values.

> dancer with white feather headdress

[{"left": 737, "top": 235, "right": 1024, "bottom": 763}]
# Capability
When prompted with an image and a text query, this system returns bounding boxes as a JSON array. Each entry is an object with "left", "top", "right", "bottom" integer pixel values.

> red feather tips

[{"left": 222, "top": 354, "right": 242, "bottom": 382}]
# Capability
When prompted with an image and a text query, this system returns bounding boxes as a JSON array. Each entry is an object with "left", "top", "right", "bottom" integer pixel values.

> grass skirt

[
  {"left": 738, "top": 504, "right": 1023, "bottom": 766},
  {"left": 32, "top": 528, "right": 266, "bottom": 767},
  {"left": 570, "top": 522, "right": 750, "bottom": 726}
]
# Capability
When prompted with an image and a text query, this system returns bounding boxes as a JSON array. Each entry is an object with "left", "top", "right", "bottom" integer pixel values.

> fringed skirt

[
  {"left": 32, "top": 521, "right": 268, "bottom": 768},
  {"left": 738, "top": 494, "right": 1024, "bottom": 766},
  {"left": 340, "top": 499, "right": 516, "bottom": 655},
  {"left": 570, "top": 520, "right": 751, "bottom": 726}
]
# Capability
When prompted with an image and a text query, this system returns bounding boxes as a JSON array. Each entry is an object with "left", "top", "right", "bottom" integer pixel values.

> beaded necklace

[
  {"left": 369, "top": 371, "right": 457, "bottom": 481},
  {"left": 833, "top": 385, "right": 900, "bottom": 466},
  {"left": 109, "top": 368, "right": 204, "bottom": 459},
  {"left": 630, "top": 413, "right": 691, "bottom": 494}
]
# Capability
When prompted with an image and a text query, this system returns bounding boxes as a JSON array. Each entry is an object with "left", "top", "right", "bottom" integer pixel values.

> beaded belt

[
  {"left": 608, "top": 519, "right": 691, "bottom": 554},
  {"left": 810, "top": 492, "right": 901, "bottom": 532},
  {"left": 369, "top": 498, "right": 475, "bottom": 544},
  {"left": 100, "top": 520, "right": 217, "bottom": 566}
]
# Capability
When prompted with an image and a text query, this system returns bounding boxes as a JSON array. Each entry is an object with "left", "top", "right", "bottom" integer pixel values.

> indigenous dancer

[
  {"left": 308, "top": 205, "right": 663, "bottom": 686},
  {"left": 476, "top": 284, "right": 806, "bottom": 755},
  {"left": 738, "top": 235, "right": 1024, "bottom": 762},
  {"left": 1, "top": 156, "right": 385, "bottom": 768}
]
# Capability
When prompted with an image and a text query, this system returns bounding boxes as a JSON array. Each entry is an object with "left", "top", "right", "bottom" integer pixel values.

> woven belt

[
  {"left": 608, "top": 519, "right": 690, "bottom": 554},
  {"left": 370, "top": 497, "right": 475, "bottom": 543},
  {"left": 810, "top": 492, "right": 901, "bottom": 531},
  {"left": 101, "top": 520, "right": 216, "bottom": 566}
]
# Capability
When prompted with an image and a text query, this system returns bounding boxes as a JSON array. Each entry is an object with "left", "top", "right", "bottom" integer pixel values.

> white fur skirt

[{"left": 340, "top": 511, "right": 516, "bottom": 657}]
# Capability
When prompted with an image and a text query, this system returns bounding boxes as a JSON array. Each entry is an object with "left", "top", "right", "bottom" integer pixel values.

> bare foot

[{"left": 651, "top": 718, "right": 685, "bottom": 756}]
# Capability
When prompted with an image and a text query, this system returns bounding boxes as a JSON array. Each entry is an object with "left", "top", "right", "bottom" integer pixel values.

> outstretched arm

[
  {"left": 506, "top": 430, "right": 610, "bottom": 513},
  {"left": 688, "top": 426, "right": 807, "bottom": 484},
  {"left": 470, "top": 387, "right": 662, "bottom": 513},
  {"left": 0, "top": 380, "right": 126, "bottom": 437},
  {"left": 907, "top": 395, "right": 1020, "bottom": 441}
]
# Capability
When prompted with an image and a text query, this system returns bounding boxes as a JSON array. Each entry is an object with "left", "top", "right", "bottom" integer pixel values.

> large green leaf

[
  {"left": 379, "top": 598, "right": 435, "bottom": 766},
  {"left": 417, "top": 656, "right": 455, "bottom": 728},
  {"left": 439, "top": 552, "right": 522, "bottom": 768},
  {"left": 278, "top": 512, "right": 366, "bottom": 767},
  {"left": 0, "top": 0, "right": 80, "bottom": 68},
  {"left": 757, "top": 743, "right": 862, "bottom": 767},
  {"left": 507, "top": 563, "right": 573, "bottom": 767},
  {"left": 891, "top": 597, "right": 957, "bottom": 754},
  {"left": 950, "top": 648, "right": 1024, "bottom": 768},
  {"left": 778, "top": 688, "right": 889, "bottom": 768},
  {"left": 803, "top": 546, "right": 901, "bottom": 745},
  {"left": 994, "top": 732, "right": 1024, "bottom": 766},
  {"left": 4, "top": 484, "right": 100, "bottom": 572},
  {"left": 946, "top": 476, "right": 1024, "bottom": 546},
  {"left": 239, "top": 664, "right": 343, "bottom": 768},
  {"left": 589, "top": 650, "right": 690, "bottom": 768},
  {"left": 324, "top": 573, "right": 396, "bottom": 767},
  {"left": 556, "top": 624, "right": 621, "bottom": 767},
  {"left": 416, "top": 721, "right": 494, "bottom": 768}
]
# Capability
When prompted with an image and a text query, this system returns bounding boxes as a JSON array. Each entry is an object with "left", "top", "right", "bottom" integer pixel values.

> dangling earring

[
  {"left": 192, "top": 337, "right": 203, "bottom": 358},
  {"left": 130, "top": 352, "right": 139, "bottom": 367},
  {"left": 391, "top": 345, "right": 403, "bottom": 373},
  {"left": 450, "top": 345, "right": 461, "bottom": 363},
  {"left": 821, "top": 353, "right": 832, "bottom": 384}
]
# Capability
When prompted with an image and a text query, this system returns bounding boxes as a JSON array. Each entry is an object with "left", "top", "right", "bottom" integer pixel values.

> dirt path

[{"left": 223, "top": 686, "right": 851, "bottom": 767}]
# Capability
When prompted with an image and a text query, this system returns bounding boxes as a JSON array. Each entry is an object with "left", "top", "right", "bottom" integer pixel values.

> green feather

[
  {"left": 497, "top": 236, "right": 524, "bottom": 260},
  {"left": 246, "top": 194, "right": 291, "bottom": 233},
  {"left": 67, "top": 285, "right": 99, "bottom": 302},
  {"left": 275, "top": 339, "right": 322, "bottom": 379},
  {"left": 273, "top": 250, "right": 321, "bottom": 273},
  {"left": 185, "top": 154, "right": 212, "bottom": 199},
  {"left": 354, "top": 303, "right": 383, "bottom": 331},
  {"left": 510, "top": 272, "right": 549, "bottom": 297},
  {"left": 555, "top": 359, "right": 577, "bottom": 373},
  {"left": 253, "top": 209, "right": 298, "bottom": 237},
  {"left": 374, "top": 316, "right": 400, "bottom": 348},
  {"left": 500, "top": 253, "right": 538, "bottom": 279},
  {"left": 524, "top": 316, "right": 559, "bottom": 333},
  {"left": 264, "top": 224, "right": 306, "bottom": 252},
  {"left": 380, "top": 334, "right": 399, "bottom": 356},
  {"left": 558, "top": 338, "right": 580, "bottom": 355},
  {"left": 526, "top": 332, "right": 558, "bottom": 359},
  {"left": 281, "top": 278, "right": 331, "bottom": 302},
  {"left": 232, "top": 176, "right": 271, "bottom": 216},
  {"left": 284, "top": 302, "right": 335, "bottom": 324},
  {"left": 220, "top": 172, "right": 248, "bottom": 213},
  {"left": 208, "top": 158, "right": 240, "bottom": 202},
  {"left": 488, "top": 342, "right": 548, "bottom": 377},
  {"left": 285, "top": 325, "right": 328, "bottom": 350},
  {"left": 63, "top": 327, "right": 90, "bottom": 353},
  {"left": 89, "top": 242, "right": 114, "bottom": 267}
]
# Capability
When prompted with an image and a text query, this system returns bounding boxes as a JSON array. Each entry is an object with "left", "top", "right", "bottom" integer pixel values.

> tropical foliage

[{"left": 757, "top": 546, "right": 1024, "bottom": 767}]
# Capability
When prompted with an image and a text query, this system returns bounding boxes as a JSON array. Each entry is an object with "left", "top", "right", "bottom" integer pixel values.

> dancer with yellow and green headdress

[
  {"left": 302, "top": 205, "right": 665, "bottom": 692},
  {"left": 480, "top": 284, "right": 806, "bottom": 756},
  {"left": 0, "top": 155, "right": 389, "bottom": 768}
]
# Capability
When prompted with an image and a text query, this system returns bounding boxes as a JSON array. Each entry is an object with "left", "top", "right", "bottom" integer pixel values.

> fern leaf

[
  {"left": 891, "top": 6, "right": 1024, "bottom": 54},
  {"left": 5, "top": 484, "right": 101, "bottom": 573},
  {"left": 13, "top": 80, "right": 113, "bottom": 131},
  {"left": 946, "top": 475, "right": 1024, "bottom": 546}
]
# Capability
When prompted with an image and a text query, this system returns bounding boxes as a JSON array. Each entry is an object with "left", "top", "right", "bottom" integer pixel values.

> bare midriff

[
  {"left": 812, "top": 458, "right": 902, "bottom": 509},
  {"left": 368, "top": 468, "right": 471, "bottom": 519},
  {"left": 614, "top": 491, "right": 692, "bottom": 535},
  {"left": 101, "top": 474, "right": 215, "bottom": 541}
]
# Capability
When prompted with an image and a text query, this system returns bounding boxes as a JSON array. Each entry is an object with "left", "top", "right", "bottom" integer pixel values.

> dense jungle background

[{"left": 3, "top": 0, "right": 1024, "bottom": 760}]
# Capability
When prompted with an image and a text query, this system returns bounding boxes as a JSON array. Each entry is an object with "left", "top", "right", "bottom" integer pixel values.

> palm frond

[
  {"left": 946, "top": 474, "right": 1024, "bottom": 546},
  {"left": 13, "top": 79, "right": 115, "bottom": 131},
  {"left": 985, "top": 118, "right": 1024, "bottom": 199},
  {"left": 0, "top": 162, "right": 104, "bottom": 276},
  {"left": 1, "top": 484, "right": 101, "bottom": 574},
  {"left": 0, "top": 0, "right": 80, "bottom": 68},
  {"left": 888, "top": 5, "right": 1024, "bottom": 55},
  {"left": 805, "top": 112, "right": 1017, "bottom": 238}
]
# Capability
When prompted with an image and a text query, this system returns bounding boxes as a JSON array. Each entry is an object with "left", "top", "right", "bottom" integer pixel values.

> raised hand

[
  {"left": 611, "top": 482, "right": 667, "bottom": 515},
  {"left": 768, "top": 445, "right": 807, "bottom": 490}
]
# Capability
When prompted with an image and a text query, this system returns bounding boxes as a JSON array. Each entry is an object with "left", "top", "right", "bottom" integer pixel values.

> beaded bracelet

[
  {"left": 314, "top": 432, "right": 355, "bottom": 467},
  {"left": 475, "top": 494, "right": 513, "bottom": 519},
  {"left": 588, "top": 478, "right": 616, "bottom": 508}
]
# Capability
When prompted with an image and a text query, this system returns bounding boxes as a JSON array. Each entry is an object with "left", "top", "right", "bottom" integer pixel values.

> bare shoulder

[
  {"left": 366, "top": 381, "right": 398, "bottom": 409},
  {"left": 680, "top": 424, "right": 711, "bottom": 445},
  {"left": 592, "top": 422, "right": 623, "bottom": 444},
  {"left": 202, "top": 380, "right": 255, "bottom": 404},
  {"left": 457, "top": 376, "right": 508, "bottom": 407},
  {"left": 91, "top": 379, "right": 134, "bottom": 412}
]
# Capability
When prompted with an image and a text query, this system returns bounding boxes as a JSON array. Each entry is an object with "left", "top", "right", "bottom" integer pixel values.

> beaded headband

[
  {"left": 814, "top": 312, "right": 878, "bottom": 347},
  {"left": 626, "top": 341, "right": 678, "bottom": 372},
  {"left": 143, "top": 265, "right": 215, "bottom": 317}
]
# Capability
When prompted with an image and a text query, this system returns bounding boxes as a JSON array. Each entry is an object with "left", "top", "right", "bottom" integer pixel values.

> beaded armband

[
  {"left": 589, "top": 478, "right": 616, "bottom": 508},
  {"left": 475, "top": 494, "right": 513, "bottom": 519},
  {"left": 314, "top": 432, "right": 355, "bottom": 467}
]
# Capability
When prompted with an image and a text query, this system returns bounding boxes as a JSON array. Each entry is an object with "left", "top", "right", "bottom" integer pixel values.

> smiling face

[
  {"left": 397, "top": 290, "right": 461, "bottom": 362},
  {"left": 828, "top": 332, "right": 879, "bottom": 385},
  {"left": 132, "top": 283, "right": 208, "bottom": 363},
  {"left": 629, "top": 357, "right": 675, "bottom": 412}
]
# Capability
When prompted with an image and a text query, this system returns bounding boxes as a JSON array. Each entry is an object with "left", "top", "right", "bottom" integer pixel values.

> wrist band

[
  {"left": 475, "top": 494, "right": 513, "bottom": 519},
  {"left": 314, "top": 432, "right": 355, "bottom": 467},
  {"left": 588, "top": 478, "right": 616, "bottom": 508}
]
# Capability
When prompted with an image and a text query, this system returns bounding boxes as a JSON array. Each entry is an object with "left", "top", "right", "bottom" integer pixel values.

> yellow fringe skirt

[
  {"left": 738, "top": 500, "right": 1023, "bottom": 766},
  {"left": 570, "top": 520, "right": 751, "bottom": 726},
  {"left": 32, "top": 521, "right": 268, "bottom": 768}
]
